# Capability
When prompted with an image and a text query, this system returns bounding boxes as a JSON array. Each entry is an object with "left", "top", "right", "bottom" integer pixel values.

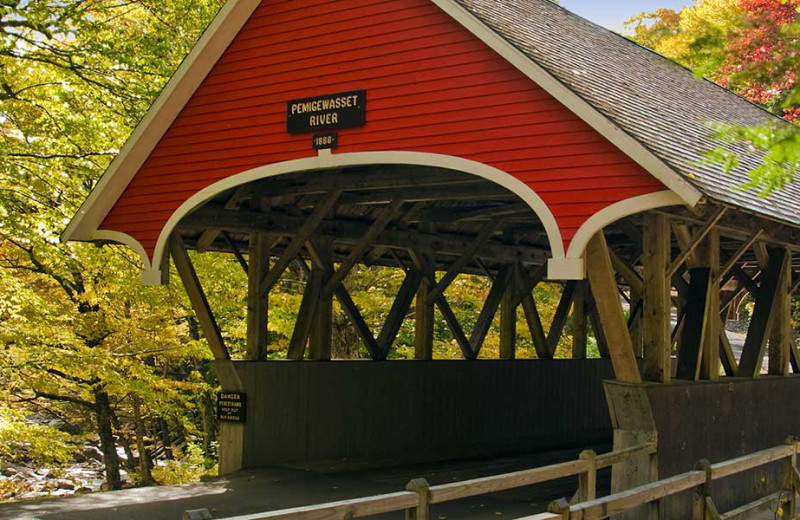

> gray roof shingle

[{"left": 456, "top": 0, "right": 800, "bottom": 226}]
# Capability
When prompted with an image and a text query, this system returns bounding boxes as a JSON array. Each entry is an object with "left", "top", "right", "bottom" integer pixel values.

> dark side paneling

[{"left": 234, "top": 359, "right": 614, "bottom": 469}]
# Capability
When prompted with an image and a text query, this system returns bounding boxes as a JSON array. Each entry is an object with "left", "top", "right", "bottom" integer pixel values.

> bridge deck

[{"left": 0, "top": 445, "right": 609, "bottom": 520}]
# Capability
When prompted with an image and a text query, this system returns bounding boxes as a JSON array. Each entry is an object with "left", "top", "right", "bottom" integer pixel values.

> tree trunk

[
  {"left": 132, "top": 394, "right": 155, "bottom": 485},
  {"left": 94, "top": 390, "right": 122, "bottom": 490},
  {"left": 157, "top": 417, "right": 174, "bottom": 460},
  {"left": 201, "top": 390, "right": 217, "bottom": 460},
  {"left": 110, "top": 412, "right": 136, "bottom": 473}
]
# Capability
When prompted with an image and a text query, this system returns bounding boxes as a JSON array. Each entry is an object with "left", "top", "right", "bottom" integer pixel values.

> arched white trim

[
  {"left": 139, "top": 151, "right": 567, "bottom": 284},
  {"left": 566, "top": 191, "right": 685, "bottom": 261},
  {"left": 92, "top": 231, "right": 152, "bottom": 271}
]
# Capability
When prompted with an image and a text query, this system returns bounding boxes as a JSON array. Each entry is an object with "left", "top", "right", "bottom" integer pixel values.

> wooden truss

[{"left": 170, "top": 165, "right": 799, "bottom": 383}]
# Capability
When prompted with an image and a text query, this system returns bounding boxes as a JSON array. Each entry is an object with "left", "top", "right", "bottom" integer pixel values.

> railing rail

[
  {"left": 525, "top": 438, "right": 800, "bottom": 520},
  {"left": 203, "top": 443, "right": 655, "bottom": 520},
  {"left": 199, "top": 440, "right": 797, "bottom": 520}
]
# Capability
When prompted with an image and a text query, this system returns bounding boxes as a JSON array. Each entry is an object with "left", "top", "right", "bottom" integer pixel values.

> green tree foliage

[
  {"left": 626, "top": 0, "right": 800, "bottom": 194},
  {"left": 0, "top": 0, "right": 225, "bottom": 492},
  {"left": 0, "top": 0, "right": 596, "bottom": 499}
]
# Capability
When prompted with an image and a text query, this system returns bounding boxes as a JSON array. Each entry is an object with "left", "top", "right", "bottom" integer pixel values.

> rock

[
  {"left": 79, "top": 446, "right": 103, "bottom": 462},
  {"left": 55, "top": 479, "right": 75, "bottom": 490},
  {"left": 3, "top": 466, "right": 19, "bottom": 477}
]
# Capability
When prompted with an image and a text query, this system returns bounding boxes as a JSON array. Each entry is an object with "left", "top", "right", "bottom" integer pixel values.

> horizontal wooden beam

[
  {"left": 658, "top": 207, "right": 800, "bottom": 252},
  {"left": 244, "top": 167, "right": 480, "bottom": 199},
  {"left": 341, "top": 183, "right": 516, "bottom": 205},
  {"left": 180, "top": 206, "right": 548, "bottom": 265}
]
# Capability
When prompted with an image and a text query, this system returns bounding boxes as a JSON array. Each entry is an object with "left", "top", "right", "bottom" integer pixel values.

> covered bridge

[{"left": 64, "top": 0, "right": 800, "bottom": 515}]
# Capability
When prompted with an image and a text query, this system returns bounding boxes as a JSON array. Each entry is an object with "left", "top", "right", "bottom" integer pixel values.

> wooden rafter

[
  {"left": 260, "top": 190, "right": 341, "bottom": 296},
  {"left": 666, "top": 207, "right": 727, "bottom": 278},
  {"left": 324, "top": 199, "right": 404, "bottom": 295},
  {"left": 427, "top": 219, "right": 502, "bottom": 303},
  {"left": 197, "top": 185, "right": 250, "bottom": 252},
  {"left": 222, "top": 231, "right": 249, "bottom": 274},
  {"left": 716, "top": 230, "right": 763, "bottom": 284},
  {"left": 609, "top": 247, "right": 643, "bottom": 297},
  {"left": 731, "top": 265, "right": 761, "bottom": 297}
]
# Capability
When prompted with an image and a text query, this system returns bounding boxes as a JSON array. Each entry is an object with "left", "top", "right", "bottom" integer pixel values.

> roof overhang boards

[{"left": 62, "top": 0, "right": 700, "bottom": 284}]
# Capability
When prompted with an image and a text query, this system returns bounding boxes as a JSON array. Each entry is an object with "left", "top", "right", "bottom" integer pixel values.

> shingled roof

[{"left": 456, "top": 0, "right": 800, "bottom": 227}]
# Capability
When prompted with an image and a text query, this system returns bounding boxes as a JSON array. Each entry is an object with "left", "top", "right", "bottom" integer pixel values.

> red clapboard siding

[{"left": 101, "top": 0, "right": 665, "bottom": 258}]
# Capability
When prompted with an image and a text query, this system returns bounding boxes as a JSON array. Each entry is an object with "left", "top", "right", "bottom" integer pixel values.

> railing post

[
  {"left": 784, "top": 436, "right": 798, "bottom": 519},
  {"left": 578, "top": 449, "right": 597, "bottom": 502},
  {"left": 647, "top": 446, "right": 659, "bottom": 520},
  {"left": 692, "top": 459, "right": 712, "bottom": 520},
  {"left": 548, "top": 498, "right": 571, "bottom": 520},
  {"left": 406, "top": 478, "right": 430, "bottom": 520}
]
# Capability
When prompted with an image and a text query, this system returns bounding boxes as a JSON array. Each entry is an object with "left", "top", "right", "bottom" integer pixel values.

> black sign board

[
  {"left": 287, "top": 90, "right": 366, "bottom": 134},
  {"left": 312, "top": 132, "right": 338, "bottom": 150},
  {"left": 217, "top": 392, "right": 246, "bottom": 423}
]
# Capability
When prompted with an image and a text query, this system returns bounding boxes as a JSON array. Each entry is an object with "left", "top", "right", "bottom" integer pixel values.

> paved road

[{"left": 0, "top": 445, "right": 611, "bottom": 520}]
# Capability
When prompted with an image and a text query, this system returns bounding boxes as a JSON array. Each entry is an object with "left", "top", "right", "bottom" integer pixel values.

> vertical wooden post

[
  {"left": 500, "top": 266, "right": 517, "bottom": 359},
  {"left": 309, "top": 238, "right": 333, "bottom": 361},
  {"left": 414, "top": 251, "right": 435, "bottom": 360},
  {"left": 572, "top": 282, "right": 588, "bottom": 359},
  {"left": 700, "top": 229, "right": 720, "bottom": 380},
  {"left": 784, "top": 437, "right": 798, "bottom": 520},
  {"left": 642, "top": 214, "right": 670, "bottom": 382},
  {"left": 246, "top": 232, "right": 270, "bottom": 361},
  {"left": 769, "top": 248, "right": 792, "bottom": 375},
  {"left": 586, "top": 232, "right": 642, "bottom": 383},
  {"left": 578, "top": 449, "right": 597, "bottom": 502},
  {"left": 405, "top": 478, "right": 430, "bottom": 520}
]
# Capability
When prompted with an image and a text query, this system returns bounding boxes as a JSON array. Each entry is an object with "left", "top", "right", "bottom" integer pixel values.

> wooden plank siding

[{"left": 100, "top": 0, "right": 665, "bottom": 260}]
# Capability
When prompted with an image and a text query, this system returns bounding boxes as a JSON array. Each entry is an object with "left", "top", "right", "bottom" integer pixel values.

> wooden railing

[
  {"left": 529, "top": 438, "right": 800, "bottom": 520},
  {"left": 196, "top": 440, "right": 799, "bottom": 520},
  {"left": 200, "top": 443, "right": 656, "bottom": 520}
]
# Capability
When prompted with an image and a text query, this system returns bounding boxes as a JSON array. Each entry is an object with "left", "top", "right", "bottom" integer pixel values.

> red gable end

[{"left": 100, "top": 0, "right": 666, "bottom": 263}]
